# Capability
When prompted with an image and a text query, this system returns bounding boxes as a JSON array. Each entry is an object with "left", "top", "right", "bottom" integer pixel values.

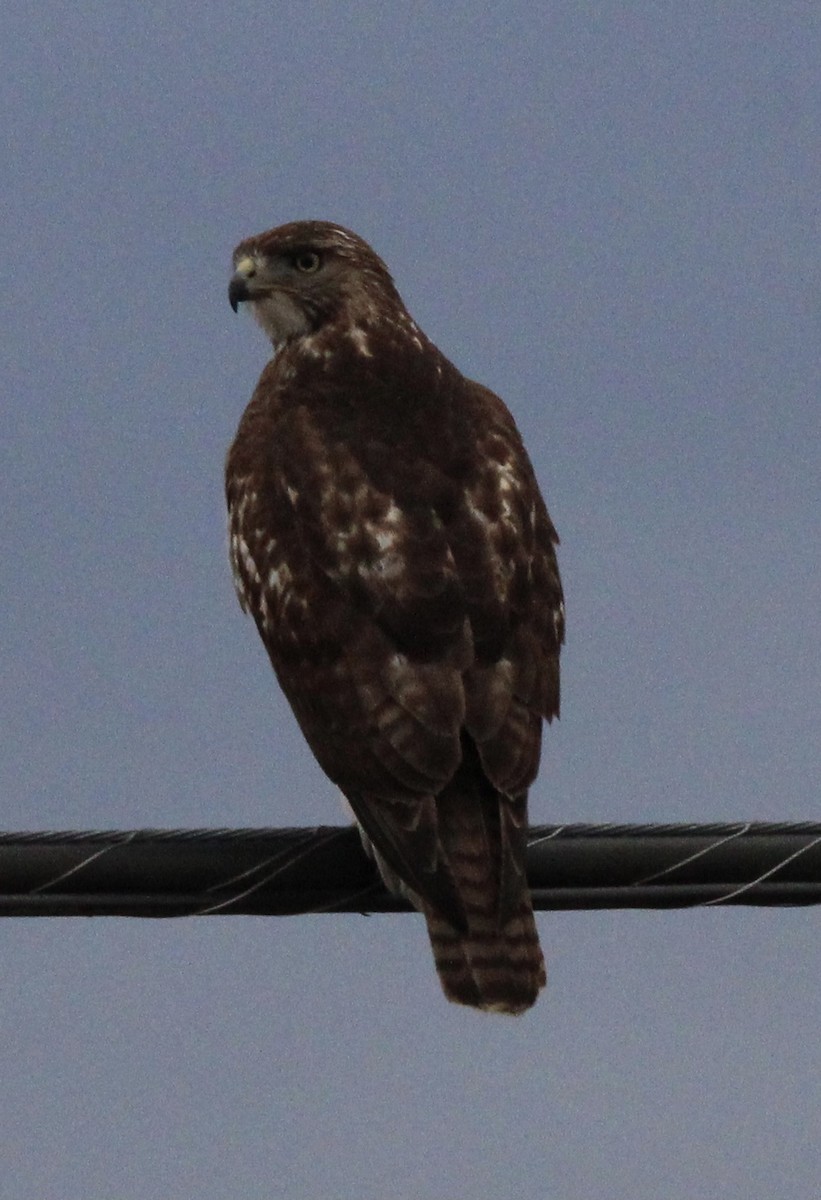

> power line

[{"left": 1, "top": 821, "right": 820, "bottom": 918}]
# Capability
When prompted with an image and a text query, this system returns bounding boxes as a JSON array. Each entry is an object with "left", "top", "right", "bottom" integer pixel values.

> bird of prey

[{"left": 226, "top": 221, "right": 564, "bottom": 1013}]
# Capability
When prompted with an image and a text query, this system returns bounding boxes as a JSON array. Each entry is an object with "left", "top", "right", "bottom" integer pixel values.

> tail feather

[
  {"left": 426, "top": 902, "right": 545, "bottom": 1015},
  {"left": 424, "top": 762, "right": 545, "bottom": 1014},
  {"left": 353, "top": 736, "right": 547, "bottom": 1014}
]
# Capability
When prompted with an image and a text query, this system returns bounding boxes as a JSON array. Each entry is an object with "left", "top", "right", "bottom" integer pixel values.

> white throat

[{"left": 250, "top": 292, "right": 312, "bottom": 347}]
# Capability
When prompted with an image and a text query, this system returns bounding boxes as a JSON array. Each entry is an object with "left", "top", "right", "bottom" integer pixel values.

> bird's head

[{"left": 228, "top": 221, "right": 403, "bottom": 349}]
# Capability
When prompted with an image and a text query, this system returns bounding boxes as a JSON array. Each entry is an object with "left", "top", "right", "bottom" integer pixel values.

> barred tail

[
  {"left": 424, "top": 743, "right": 545, "bottom": 1015},
  {"left": 351, "top": 738, "right": 546, "bottom": 1014},
  {"left": 425, "top": 893, "right": 545, "bottom": 1015}
]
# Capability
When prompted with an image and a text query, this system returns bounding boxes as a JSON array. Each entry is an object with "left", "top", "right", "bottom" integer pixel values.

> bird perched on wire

[{"left": 226, "top": 221, "right": 564, "bottom": 1013}]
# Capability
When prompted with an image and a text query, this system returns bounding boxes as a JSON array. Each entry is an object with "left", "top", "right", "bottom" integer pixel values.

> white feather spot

[
  {"left": 237, "top": 538, "right": 261, "bottom": 584},
  {"left": 267, "top": 563, "right": 293, "bottom": 596},
  {"left": 493, "top": 458, "right": 520, "bottom": 523},
  {"left": 348, "top": 327, "right": 373, "bottom": 357},
  {"left": 299, "top": 334, "right": 333, "bottom": 360}
]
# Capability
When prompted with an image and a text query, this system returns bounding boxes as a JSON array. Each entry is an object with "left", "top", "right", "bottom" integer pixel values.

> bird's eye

[{"left": 293, "top": 251, "right": 322, "bottom": 273}]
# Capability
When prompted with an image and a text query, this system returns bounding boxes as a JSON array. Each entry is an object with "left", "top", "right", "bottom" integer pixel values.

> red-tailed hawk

[{"left": 226, "top": 221, "right": 564, "bottom": 1013}]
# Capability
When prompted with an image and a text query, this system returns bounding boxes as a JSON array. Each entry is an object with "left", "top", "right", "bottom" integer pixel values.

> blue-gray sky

[{"left": 1, "top": 3, "right": 819, "bottom": 1197}]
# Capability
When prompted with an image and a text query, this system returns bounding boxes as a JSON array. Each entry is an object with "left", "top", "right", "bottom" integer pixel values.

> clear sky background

[{"left": 1, "top": 3, "right": 819, "bottom": 1197}]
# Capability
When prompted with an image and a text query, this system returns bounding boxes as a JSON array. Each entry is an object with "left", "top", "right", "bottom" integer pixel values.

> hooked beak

[
  {"left": 228, "top": 274, "right": 251, "bottom": 312},
  {"left": 228, "top": 255, "right": 258, "bottom": 312}
]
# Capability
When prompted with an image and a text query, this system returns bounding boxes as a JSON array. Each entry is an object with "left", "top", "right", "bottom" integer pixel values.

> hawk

[{"left": 226, "top": 221, "right": 564, "bottom": 1013}]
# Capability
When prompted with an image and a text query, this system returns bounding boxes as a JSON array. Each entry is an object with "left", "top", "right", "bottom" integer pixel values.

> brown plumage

[{"left": 226, "top": 221, "right": 564, "bottom": 1013}]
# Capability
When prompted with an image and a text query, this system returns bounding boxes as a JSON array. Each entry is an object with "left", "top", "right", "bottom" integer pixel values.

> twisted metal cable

[{"left": 0, "top": 821, "right": 820, "bottom": 917}]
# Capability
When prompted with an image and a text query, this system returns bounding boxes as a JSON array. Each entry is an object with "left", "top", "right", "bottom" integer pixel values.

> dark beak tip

[{"left": 228, "top": 277, "right": 250, "bottom": 313}]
